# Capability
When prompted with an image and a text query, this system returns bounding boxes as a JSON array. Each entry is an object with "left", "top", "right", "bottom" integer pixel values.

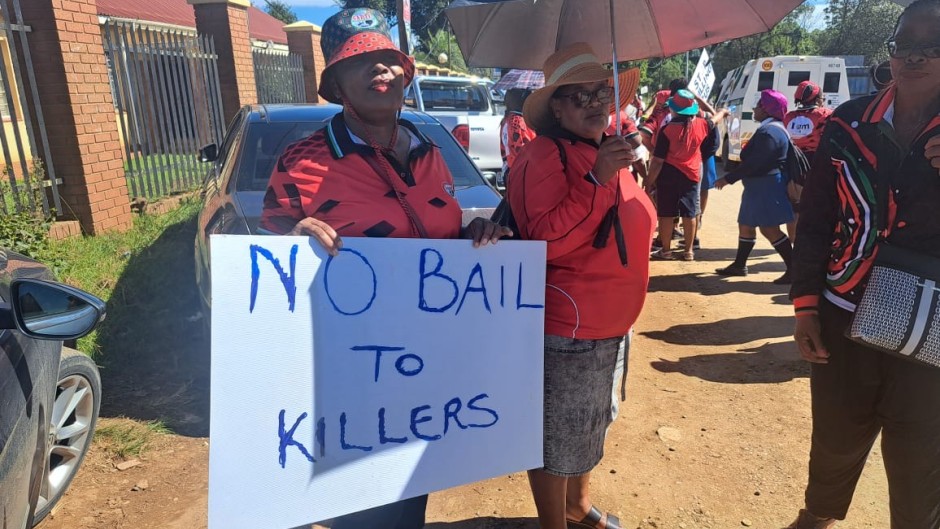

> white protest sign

[
  {"left": 208, "top": 235, "right": 546, "bottom": 529},
  {"left": 689, "top": 49, "right": 716, "bottom": 100}
]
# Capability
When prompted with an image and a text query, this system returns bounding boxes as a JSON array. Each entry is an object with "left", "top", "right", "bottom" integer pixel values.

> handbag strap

[
  {"left": 344, "top": 102, "right": 429, "bottom": 239},
  {"left": 359, "top": 150, "right": 430, "bottom": 239}
]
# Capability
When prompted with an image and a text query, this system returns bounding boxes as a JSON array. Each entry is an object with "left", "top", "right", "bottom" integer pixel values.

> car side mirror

[
  {"left": 403, "top": 97, "right": 417, "bottom": 108},
  {"left": 200, "top": 143, "right": 219, "bottom": 163},
  {"left": 9, "top": 279, "right": 106, "bottom": 340}
]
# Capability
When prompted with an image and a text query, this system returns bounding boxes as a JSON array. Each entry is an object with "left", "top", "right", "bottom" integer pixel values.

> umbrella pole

[{"left": 608, "top": 0, "right": 621, "bottom": 136}]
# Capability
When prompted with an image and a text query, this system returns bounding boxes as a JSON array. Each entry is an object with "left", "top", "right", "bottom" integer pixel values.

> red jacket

[
  {"left": 508, "top": 130, "right": 656, "bottom": 339},
  {"left": 784, "top": 106, "right": 833, "bottom": 155},
  {"left": 260, "top": 113, "right": 461, "bottom": 239}
]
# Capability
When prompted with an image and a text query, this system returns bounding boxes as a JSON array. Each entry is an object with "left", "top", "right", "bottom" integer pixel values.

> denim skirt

[{"left": 542, "top": 333, "right": 628, "bottom": 476}]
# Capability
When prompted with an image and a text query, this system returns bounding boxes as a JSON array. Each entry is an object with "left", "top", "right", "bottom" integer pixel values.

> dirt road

[{"left": 37, "top": 181, "right": 890, "bottom": 529}]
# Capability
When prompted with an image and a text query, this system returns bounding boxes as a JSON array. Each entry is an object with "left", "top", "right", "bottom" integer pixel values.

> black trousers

[
  {"left": 805, "top": 300, "right": 940, "bottom": 528},
  {"left": 330, "top": 495, "right": 428, "bottom": 529}
]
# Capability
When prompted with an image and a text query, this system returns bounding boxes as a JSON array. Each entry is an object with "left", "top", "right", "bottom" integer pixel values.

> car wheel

[{"left": 31, "top": 348, "right": 101, "bottom": 525}]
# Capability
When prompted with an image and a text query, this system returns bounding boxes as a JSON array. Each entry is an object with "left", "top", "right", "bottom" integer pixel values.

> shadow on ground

[
  {"left": 648, "top": 264, "right": 790, "bottom": 299},
  {"left": 679, "top": 247, "right": 777, "bottom": 263},
  {"left": 650, "top": 340, "right": 809, "bottom": 383},
  {"left": 641, "top": 315, "right": 793, "bottom": 346},
  {"left": 426, "top": 518, "right": 539, "bottom": 528},
  {"left": 95, "top": 208, "right": 210, "bottom": 437}
]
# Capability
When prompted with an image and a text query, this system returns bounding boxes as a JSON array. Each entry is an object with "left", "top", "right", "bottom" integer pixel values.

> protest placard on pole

[
  {"left": 208, "top": 235, "right": 546, "bottom": 529},
  {"left": 689, "top": 49, "right": 716, "bottom": 100}
]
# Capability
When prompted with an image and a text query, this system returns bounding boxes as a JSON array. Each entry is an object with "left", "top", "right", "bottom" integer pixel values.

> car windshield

[
  {"left": 234, "top": 119, "right": 489, "bottom": 192},
  {"left": 417, "top": 81, "right": 489, "bottom": 111}
]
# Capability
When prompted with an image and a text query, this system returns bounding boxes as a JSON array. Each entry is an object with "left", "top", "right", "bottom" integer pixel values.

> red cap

[{"left": 794, "top": 81, "right": 821, "bottom": 105}]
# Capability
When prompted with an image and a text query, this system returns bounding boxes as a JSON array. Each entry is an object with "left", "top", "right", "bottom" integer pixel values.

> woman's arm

[
  {"left": 507, "top": 142, "right": 615, "bottom": 260},
  {"left": 723, "top": 130, "right": 784, "bottom": 184}
]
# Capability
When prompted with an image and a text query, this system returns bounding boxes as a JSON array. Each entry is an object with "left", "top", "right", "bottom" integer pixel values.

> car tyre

[{"left": 31, "top": 348, "right": 101, "bottom": 526}]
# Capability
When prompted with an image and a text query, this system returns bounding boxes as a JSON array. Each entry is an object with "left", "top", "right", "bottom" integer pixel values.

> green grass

[
  {"left": 45, "top": 195, "right": 203, "bottom": 361},
  {"left": 94, "top": 418, "right": 172, "bottom": 458},
  {"left": 124, "top": 153, "right": 204, "bottom": 200}
]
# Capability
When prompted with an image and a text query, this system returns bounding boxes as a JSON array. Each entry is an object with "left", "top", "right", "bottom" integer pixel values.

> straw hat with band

[
  {"left": 667, "top": 89, "right": 700, "bottom": 116},
  {"left": 318, "top": 8, "right": 415, "bottom": 104},
  {"left": 523, "top": 42, "right": 640, "bottom": 133}
]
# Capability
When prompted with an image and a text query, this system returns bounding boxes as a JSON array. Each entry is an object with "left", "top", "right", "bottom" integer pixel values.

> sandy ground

[{"left": 37, "top": 178, "right": 891, "bottom": 529}]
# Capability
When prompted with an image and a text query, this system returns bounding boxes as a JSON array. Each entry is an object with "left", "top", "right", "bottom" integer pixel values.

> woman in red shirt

[
  {"left": 509, "top": 43, "right": 654, "bottom": 529},
  {"left": 260, "top": 9, "right": 509, "bottom": 529},
  {"left": 500, "top": 88, "right": 537, "bottom": 181},
  {"left": 784, "top": 81, "right": 833, "bottom": 162}
]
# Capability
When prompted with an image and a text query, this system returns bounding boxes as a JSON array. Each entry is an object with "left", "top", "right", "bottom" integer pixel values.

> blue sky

[
  {"left": 276, "top": 0, "right": 831, "bottom": 31},
  {"left": 277, "top": 1, "right": 343, "bottom": 27}
]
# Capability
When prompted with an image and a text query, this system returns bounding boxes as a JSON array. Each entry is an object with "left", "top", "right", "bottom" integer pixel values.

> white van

[{"left": 715, "top": 56, "right": 850, "bottom": 165}]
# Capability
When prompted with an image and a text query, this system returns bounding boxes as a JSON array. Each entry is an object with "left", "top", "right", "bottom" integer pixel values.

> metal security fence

[
  {"left": 253, "top": 49, "right": 305, "bottom": 104},
  {"left": 102, "top": 20, "right": 226, "bottom": 200},
  {"left": 0, "top": 0, "right": 61, "bottom": 217}
]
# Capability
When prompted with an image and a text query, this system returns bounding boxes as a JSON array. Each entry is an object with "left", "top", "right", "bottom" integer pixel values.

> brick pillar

[
  {"left": 284, "top": 21, "right": 324, "bottom": 104},
  {"left": 188, "top": 0, "right": 256, "bottom": 123},
  {"left": 19, "top": 0, "right": 132, "bottom": 234}
]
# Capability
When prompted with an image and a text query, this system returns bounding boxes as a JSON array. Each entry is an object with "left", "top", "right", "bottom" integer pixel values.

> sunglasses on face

[
  {"left": 886, "top": 40, "right": 940, "bottom": 59},
  {"left": 553, "top": 87, "right": 613, "bottom": 108}
]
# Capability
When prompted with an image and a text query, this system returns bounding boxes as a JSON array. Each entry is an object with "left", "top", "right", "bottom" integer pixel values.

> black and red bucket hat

[{"left": 318, "top": 8, "right": 415, "bottom": 104}]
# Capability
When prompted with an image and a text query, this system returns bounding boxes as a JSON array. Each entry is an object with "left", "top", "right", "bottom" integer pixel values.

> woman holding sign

[
  {"left": 259, "top": 8, "right": 509, "bottom": 528},
  {"left": 507, "top": 43, "right": 655, "bottom": 529}
]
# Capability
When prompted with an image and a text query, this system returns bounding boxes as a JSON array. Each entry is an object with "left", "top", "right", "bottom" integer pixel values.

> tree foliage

[
  {"left": 339, "top": 0, "right": 452, "bottom": 46},
  {"left": 413, "top": 28, "right": 467, "bottom": 72},
  {"left": 818, "top": 0, "right": 902, "bottom": 64},
  {"left": 263, "top": 0, "right": 298, "bottom": 24},
  {"left": 708, "top": 3, "right": 818, "bottom": 88}
]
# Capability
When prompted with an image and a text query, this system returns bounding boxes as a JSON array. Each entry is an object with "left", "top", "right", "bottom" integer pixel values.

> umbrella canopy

[
  {"left": 492, "top": 69, "right": 545, "bottom": 91},
  {"left": 446, "top": 0, "right": 806, "bottom": 69}
]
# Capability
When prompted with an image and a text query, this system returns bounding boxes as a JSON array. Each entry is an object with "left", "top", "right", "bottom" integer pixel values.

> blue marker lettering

[
  {"left": 516, "top": 263, "right": 544, "bottom": 310},
  {"left": 324, "top": 248, "right": 377, "bottom": 316},
  {"left": 278, "top": 410, "right": 314, "bottom": 468},
  {"left": 466, "top": 393, "right": 500, "bottom": 428},
  {"left": 395, "top": 353, "right": 425, "bottom": 377},
  {"left": 456, "top": 263, "right": 491, "bottom": 315},
  {"left": 351, "top": 345, "right": 406, "bottom": 382},
  {"left": 442, "top": 397, "right": 468, "bottom": 436},
  {"left": 378, "top": 407, "right": 408, "bottom": 444},
  {"left": 409, "top": 404, "right": 442, "bottom": 441},
  {"left": 500, "top": 265, "right": 506, "bottom": 308},
  {"left": 316, "top": 417, "right": 326, "bottom": 457},
  {"left": 418, "top": 248, "right": 459, "bottom": 313},
  {"left": 250, "top": 244, "right": 298, "bottom": 313},
  {"left": 340, "top": 412, "right": 373, "bottom": 452}
]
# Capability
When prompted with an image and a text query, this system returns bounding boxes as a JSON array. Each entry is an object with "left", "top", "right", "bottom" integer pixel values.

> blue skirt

[
  {"left": 738, "top": 172, "right": 794, "bottom": 227},
  {"left": 700, "top": 156, "right": 718, "bottom": 191}
]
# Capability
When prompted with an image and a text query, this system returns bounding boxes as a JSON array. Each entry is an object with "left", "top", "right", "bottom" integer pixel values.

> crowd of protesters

[{"left": 254, "top": 2, "right": 940, "bottom": 528}]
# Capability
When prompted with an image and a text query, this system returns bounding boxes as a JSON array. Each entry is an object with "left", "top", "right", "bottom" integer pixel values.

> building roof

[{"left": 96, "top": 0, "right": 289, "bottom": 44}]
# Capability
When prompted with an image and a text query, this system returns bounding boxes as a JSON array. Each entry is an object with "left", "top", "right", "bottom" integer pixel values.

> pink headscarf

[{"left": 759, "top": 89, "right": 788, "bottom": 121}]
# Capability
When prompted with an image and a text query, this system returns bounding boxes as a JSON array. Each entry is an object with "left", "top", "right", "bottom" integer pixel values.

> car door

[
  {"left": 0, "top": 259, "right": 59, "bottom": 529},
  {"left": 195, "top": 109, "right": 248, "bottom": 310}
]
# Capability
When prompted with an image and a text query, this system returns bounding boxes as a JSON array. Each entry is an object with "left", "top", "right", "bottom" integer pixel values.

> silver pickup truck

[{"left": 404, "top": 75, "right": 503, "bottom": 187}]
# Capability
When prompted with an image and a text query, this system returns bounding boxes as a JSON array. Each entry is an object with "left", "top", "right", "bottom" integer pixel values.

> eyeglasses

[
  {"left": 553, "top": 87, "right": 613, "bottom": 108},
  {"left": 886, "top": 40, "right": 940, "bottom": 59}
]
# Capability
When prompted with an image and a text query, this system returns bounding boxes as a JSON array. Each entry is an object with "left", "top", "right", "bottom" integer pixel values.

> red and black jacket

[{"left": 791, "top": 87, "right": 940, "bottom": 316}]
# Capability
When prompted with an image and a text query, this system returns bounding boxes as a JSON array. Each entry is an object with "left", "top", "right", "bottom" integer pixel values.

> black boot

[
  {"left": 716, "top": 237, "right": 755, "bottom": 276},
  {"left": 772, "top": 235, "right": 793, "bottom": 284}
]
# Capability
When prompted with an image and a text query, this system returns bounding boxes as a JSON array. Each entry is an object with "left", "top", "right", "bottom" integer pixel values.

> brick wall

[
  {"left": 20, "top": 0, "right": 131, "bottom": 234},
  {"left": 312, "top": 30, "right": 325, "bottom": 98},
  {"left": 192, "top": 2, "right": 257, "bottom": 124},
  {"left": 286, "top": 24, "right": 325, "bottom": 103}
]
